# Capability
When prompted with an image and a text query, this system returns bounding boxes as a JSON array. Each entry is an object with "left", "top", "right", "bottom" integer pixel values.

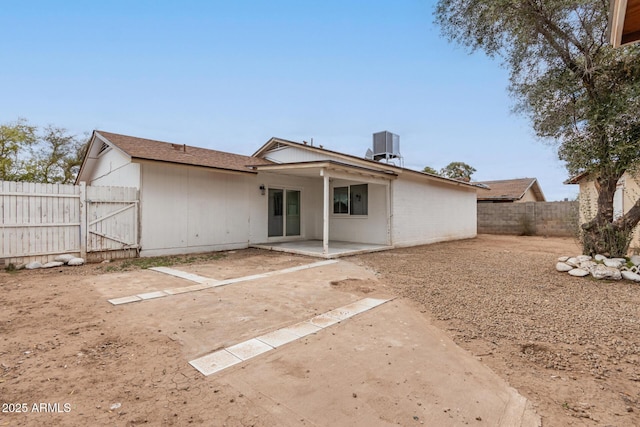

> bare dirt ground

[
  {"left": 354, "top": 234, "right": 640, "bottom": 426},
  {"left": 1, "top": 236, "right": 639, "bottom": 426}
]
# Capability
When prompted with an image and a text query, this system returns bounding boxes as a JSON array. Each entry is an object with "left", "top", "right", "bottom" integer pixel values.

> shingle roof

[
  {"left": 96, "top": 131, "right": 272, "bottom": 174},
  {"left": 476, "top": 178, "right": 545, "bottom": 201}
]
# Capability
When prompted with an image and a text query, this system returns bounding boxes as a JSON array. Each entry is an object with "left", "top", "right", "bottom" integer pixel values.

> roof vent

[
  {"left": 372, "top": 131, "right": 403, "bottom": 166},
  {"left": 97, "top": 141, "right": 110, "bottom": 156}
]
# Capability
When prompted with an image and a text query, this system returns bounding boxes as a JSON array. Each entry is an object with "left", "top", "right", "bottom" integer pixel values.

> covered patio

[
  {"left": 251, "top": 160, "right": 397, "bottom": 258},
  {"left": 251, "top": 239, "right": 393, "bottom": 259}
]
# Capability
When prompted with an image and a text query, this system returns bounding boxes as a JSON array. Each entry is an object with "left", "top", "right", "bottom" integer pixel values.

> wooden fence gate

[{"left": 1, "top": 181, "right": 139, "bottom": 265}]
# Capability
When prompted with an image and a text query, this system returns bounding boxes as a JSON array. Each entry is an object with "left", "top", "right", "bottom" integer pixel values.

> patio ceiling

[{"left": 609, "top": 0, "right": 640, "bottom": 47}]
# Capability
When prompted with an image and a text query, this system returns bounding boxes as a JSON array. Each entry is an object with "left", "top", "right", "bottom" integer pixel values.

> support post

[
  {"left": 322, "top": 170, "right": 329, "bottom": 256},
  {"left": 385, "top": 181, "right": 392, "bottom": 246}
]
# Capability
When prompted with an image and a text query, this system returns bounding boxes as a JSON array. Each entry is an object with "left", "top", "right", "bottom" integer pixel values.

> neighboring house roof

[
  {"left": 564, "top": 171, "right": 589, "bottom": 185},
  {"left": 85, "top": 130, "right": 272, "bottom": 177},
  {"left": 609, "top": 0, "right": 640, "bottom": 47},
  {"left": 253, "top": 137, "right": 488, "bottom": 191},
  {"left": 476, "top": 178, "right": 546, "bottom": 202}
]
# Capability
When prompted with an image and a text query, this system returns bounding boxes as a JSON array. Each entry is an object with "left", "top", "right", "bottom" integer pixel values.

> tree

[
  {"left": 0, "top": 119, "right": 86, "bottom": 184},
  {"left": 22, "top": 126, "right": 87, "bottom": 184},
  {"left": 0, "top": 118, "right": 36, "bottom": 181},
  {"left": 439, "top": 161, "right": 476, "bottom": 182},
  {"left": 435, "top": 0, "right": 640, "bottom": 256},
  {"left": 422, "top": 165, "right": 439, "bottom": 175}
]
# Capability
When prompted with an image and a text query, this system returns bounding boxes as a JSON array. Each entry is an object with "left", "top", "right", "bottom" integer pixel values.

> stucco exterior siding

[
  {"left": 520, "top": 188, "right": 538, "bottom": 203},
  {"left": 578, "top": 173, "right": 640, "bottom": 253},
  {"left": 139, "top": 162, "right": 254, "bottom": 256},
  {"left": 391, "top": 176, "right": 477, "bottom": 246},
  {"left": 250, "top": 172, "right": 323, "bottom": 243},
  {"left": 329, "top": 180, "right": 389, "bottom": 244},
  {"left": 263, "top": 146, "right": 343, "bottom": 164}
]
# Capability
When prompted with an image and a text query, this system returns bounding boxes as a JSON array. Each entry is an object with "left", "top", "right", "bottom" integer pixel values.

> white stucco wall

[
  {"left": 329, "top": 180, "right": 389, "bottom": 245},
  {"left": 139, "top": 161, "right": 255, "bottom": 256},
  {"left": 87, "top": 149, "right": 141, "bottom": 188},
  {"left": 391, "top": 174, "right": 477, "bottom": 246},
  {"left": 263, "top": 146, "right": 344, "bottom": 164},
  {"left": 250, "top": 171, "right": 323, "bottom": 243}
]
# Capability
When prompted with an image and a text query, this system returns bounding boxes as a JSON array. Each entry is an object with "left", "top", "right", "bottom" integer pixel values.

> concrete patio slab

[{"left": 251, "top": 239, "right": 392, "bottom": 259}]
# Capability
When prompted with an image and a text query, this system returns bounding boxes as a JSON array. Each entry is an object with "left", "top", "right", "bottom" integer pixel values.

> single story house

[
  {"left": 565, "top": 171, "right": 640, "bottom": 253},
  {"left": 76, "top": 131, "right": 486, "bottom": 258},
  {"left": 609, "top": 0, "right": 640, "bottom": 47},
  {"left": 476, "top": 178, "right": 546, "bottom": 203}
]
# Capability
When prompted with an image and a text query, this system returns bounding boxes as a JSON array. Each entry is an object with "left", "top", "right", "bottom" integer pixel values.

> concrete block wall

[{"left": 477, "top": 201, "right": 578, "bottom": 237}]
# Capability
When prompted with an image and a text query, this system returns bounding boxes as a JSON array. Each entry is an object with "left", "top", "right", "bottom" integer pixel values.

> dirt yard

[
  {"left": 354, "top": 234, "right": 640, "bottom": 426},
  {"left": 1, "top": 235, "right": 639, "bottom": 426}
]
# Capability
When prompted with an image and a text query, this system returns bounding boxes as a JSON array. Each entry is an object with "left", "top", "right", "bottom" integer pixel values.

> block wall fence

[{"left": 477, "top": 201, "right": 579, "bottom": 237}]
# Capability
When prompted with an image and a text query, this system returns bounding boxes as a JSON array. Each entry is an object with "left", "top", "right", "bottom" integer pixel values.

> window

[
  {"left": 333, "top": 187, "right": 349, "bottom": 214},
  {"left": 333, "top": 184, "right": 368, "bottom": 215}
]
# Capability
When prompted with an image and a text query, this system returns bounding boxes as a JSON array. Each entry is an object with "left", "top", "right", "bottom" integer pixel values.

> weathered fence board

[{"left": 1, "top": 181, "right": 139, "bottom": 265}]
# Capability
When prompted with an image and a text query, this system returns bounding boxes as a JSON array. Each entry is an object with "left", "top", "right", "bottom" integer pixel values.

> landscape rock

[
  {"left": 604, "top": 259, "right": 623, "bottom": 269},
  {"left": 568, "top": 268, "right": 590, "bottom": 277},
  {"left": 594, "top": 254, "right": 607, "bottom": 261},
  {"left": 42, "top": 261, "right": 64, "bottom": 268},
  {"left": 556, "top": 262, "right": 574, "bottom": 272},
  {"left": 631, "top": 255, "right": 640, "bottom": 266},
  {"left": 54, "top": 254, "right": 75, "bottom": 263},
  {"left": 621, "top": 271, "right": 640, "bottom": 282},
  {"left": 25, "top": 262, "right": 42, "bottom": 270},
  {"left": 67, "top": 257, "right": 85, "bottom": 266},
  {"left": 579, "top": 260, "right": 597, "bottom": 271},
  {"left": 565, "top": 257, "right": 579, "bottom": 267},
  {"left": 591, "top": 264, "right": 622, "bottom": 280},
  {"left": 576, "top": 255, "right": 592, "bottom": 263},
  {"left": 557, "top": 256, "right": 569, "bottom": 262}
]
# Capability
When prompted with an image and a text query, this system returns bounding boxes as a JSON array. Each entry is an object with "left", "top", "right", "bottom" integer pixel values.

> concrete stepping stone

[
  {"left": 189, "top": 350, "right": 242, "bottom": 376},
  {"left": 226, "top": 338, "right": 274, "bottom": 361},
  {"left": 256, "top": 329, "right": 301, "bottom": 348}
]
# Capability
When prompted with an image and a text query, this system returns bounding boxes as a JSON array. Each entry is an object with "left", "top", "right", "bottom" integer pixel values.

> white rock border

[
  {"left": 8, "top": 254, "right": 86, "bottom": 270},
  {"left": 556, "top": 254, "right": 640, "bottom": 282}
]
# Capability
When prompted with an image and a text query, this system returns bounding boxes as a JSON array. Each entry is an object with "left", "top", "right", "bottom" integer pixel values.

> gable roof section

[
  {"left": 95, "top": 130, "right": 271, "bottom": 174},
  {"left": 476, "top": 178, "right": 545, "bottom": 201},
  {"left": 253, "top": 137, "right": 487, "bottom": 190}
]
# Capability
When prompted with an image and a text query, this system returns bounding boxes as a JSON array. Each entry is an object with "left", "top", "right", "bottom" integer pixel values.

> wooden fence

[{"left": 1, "top": 181, "right": 139, "bottom": 265}]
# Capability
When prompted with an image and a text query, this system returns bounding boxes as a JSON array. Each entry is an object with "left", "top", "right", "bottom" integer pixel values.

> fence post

[{"left": 79, "top": 182, "right": 87, "bottom": 259}]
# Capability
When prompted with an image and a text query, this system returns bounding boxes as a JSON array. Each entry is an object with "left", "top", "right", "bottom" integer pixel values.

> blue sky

[{"left": 1, "top": 0, "right": 576, "bottom": 200}]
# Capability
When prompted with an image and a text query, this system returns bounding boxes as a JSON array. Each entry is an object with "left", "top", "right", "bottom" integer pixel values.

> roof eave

[{"left": 132, "top": 157, "right": 259, "bottom": 175}]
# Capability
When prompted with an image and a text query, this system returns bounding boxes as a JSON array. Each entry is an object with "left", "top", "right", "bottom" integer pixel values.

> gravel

[{"left": 355, "top": 234, "right": 640, "bottom": 426}]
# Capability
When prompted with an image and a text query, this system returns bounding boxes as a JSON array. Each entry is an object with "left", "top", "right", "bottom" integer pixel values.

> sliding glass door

[{"left": 268, "top": 188, "right": 300, "bottom": 237}]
